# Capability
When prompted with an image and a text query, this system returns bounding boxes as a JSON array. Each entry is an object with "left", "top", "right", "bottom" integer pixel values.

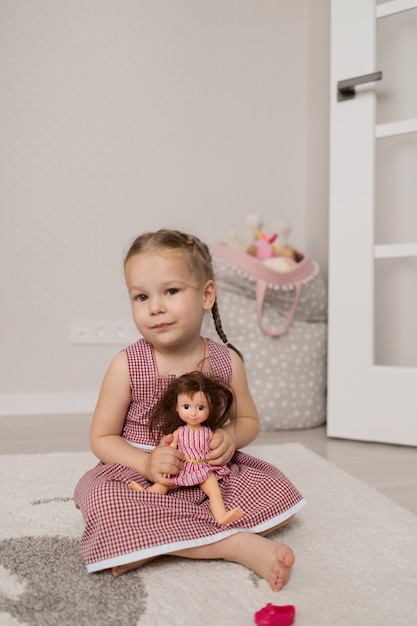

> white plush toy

[
  {"left": 223, "top": 215, "right": 296, "bottom": 266},
  {"left": 223, "top": 213, "right": 263, "bottom": 251}
]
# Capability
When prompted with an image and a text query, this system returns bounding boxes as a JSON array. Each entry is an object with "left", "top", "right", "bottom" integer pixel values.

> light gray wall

[{"left": 0, "top": 0, "right": 330, "bottom": 414}]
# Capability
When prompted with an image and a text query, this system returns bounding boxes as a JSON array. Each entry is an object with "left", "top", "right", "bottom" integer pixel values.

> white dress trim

[{"left": 86, "top": 498, "right": 306, "bottom": 572}]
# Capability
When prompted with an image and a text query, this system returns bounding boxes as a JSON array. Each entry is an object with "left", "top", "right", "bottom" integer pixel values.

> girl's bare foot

[
  {"left": 111, "top": 532, "right": 295, "bottom": 591},
  {"left": 267, "top": 542, "right": 295, "bottom": 591},
  {"left": 112, "top": 557, "right": 154, "bottom": 577},
  {"left": 112, "top": 563, "right": 135, "bottom": 577},
  {"left": 174, "top": 532, "right": 294, "bottom": 592},
  {"left": 218, "top": 532, "right": 295, "bottom": 591}
]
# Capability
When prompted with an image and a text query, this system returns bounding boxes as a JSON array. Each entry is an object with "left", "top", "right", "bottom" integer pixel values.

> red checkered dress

[{"left": 74, "top": 338, "right": 305, "bottom": 572}]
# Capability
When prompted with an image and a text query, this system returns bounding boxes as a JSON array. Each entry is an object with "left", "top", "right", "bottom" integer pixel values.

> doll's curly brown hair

[{"left": 149, "top": 371, "right": 234, "bottom": 444}]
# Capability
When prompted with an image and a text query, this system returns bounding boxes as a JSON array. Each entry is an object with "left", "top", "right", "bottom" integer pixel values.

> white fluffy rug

[{"left": 1, "top": 443, "right": 417, "bottom": 626}]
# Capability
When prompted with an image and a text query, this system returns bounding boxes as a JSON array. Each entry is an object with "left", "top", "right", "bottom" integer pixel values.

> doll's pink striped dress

[
  {"left": 170, "top": 425, "right": 230, "bottom": 486},
  {"left": 74, "top": 338, "right": 305, "bottom": 572}
]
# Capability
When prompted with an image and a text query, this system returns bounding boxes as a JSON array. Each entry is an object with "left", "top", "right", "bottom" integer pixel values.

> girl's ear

[{"left": 202, "top": 280, "right": 216, "bottom": 311}]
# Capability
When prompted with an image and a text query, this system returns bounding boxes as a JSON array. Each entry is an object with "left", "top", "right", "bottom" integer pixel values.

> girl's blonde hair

[{"left": 124, "top": 229, "right": 242, "bottom": 359}]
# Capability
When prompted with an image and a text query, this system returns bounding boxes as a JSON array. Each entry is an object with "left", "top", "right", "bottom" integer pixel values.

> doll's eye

[
  {"left": 183, "top": 404, "right": 190, "bottom": 410},
  {"left": 198, "top": 405, "right": 205, "bottom": 411}
]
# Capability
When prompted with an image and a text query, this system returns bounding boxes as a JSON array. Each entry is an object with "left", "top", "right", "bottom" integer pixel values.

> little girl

[
  {"left": 74, "top": 229, "right": 306, "bottom": 591},
  {"left": 130, "top": 371, "right": 244, "bottom": 525}
]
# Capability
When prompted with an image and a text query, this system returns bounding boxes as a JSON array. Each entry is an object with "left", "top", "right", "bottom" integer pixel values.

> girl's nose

[{"left": 149, "top": 297, "right": 165, "bottom": 315}]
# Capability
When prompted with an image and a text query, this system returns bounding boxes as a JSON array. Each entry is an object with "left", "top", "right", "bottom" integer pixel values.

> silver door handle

[{"left": 337, "top": 71, "right": 383, "bottom": 101}]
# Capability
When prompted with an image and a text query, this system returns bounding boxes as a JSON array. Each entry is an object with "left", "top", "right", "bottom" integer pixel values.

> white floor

[{"left": 2, "top": 414, "right": 417, "bottom": 515}]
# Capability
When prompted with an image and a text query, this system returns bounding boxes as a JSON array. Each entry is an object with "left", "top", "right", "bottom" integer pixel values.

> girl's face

[
  {"left": 125, "top": 251, "right": 215, "bottom": 350},
  {"left": 176, "top": 391, "right": 209, "bottom": 428}
]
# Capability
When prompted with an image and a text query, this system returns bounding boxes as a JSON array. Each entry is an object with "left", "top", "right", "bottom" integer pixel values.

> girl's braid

[
  {"left": 211, "top": 300, "right": 243, "bottom": 361},
  {"left": 186, "top": 234, "right": 244, "bottom": 361}
]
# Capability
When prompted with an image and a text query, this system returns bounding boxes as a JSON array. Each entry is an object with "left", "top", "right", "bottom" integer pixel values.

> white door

[{"left": 328, "top": 0, "right": 417, "bottom": 445}]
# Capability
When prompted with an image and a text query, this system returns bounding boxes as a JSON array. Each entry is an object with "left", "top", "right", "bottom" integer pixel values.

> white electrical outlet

[{"left": 70, "top": 320, "right": 140, "bottom": 345}]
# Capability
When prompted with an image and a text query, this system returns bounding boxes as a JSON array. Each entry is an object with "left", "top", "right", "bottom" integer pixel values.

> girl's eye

[
  {"left": 166, "top": 288, "right": 179, "bottom": 296},
  {"left": 135, "top": 294, "right": 148, "bottom": 302}
]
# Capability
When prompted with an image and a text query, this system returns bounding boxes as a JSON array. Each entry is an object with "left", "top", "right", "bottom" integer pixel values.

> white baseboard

[{"left": 0, "top": 392, "right": 98, "bottom": 416}]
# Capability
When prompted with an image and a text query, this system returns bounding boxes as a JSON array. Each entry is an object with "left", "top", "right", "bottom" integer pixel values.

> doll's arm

[{"left": 170, "top": 429, "right": 179, "bottom": 449}]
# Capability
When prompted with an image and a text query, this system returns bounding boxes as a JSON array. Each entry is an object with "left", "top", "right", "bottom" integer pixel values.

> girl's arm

[
  {"left": 90, "top": 351, "right": 183, "bottom": 484},
  {"left": 207, "top": 349, "right": 260, "bottom": 465}
]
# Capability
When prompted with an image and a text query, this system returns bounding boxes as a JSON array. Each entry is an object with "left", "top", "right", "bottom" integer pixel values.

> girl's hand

[
  {"left": 207, "top": 428, "right": 236, "bottom": 466},
  {"left": 146, "top": 434, "right": 184, "bottom": 486}
]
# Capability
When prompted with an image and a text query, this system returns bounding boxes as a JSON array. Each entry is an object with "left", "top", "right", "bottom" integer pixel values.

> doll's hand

[
  {"left": 146, "top": 434, "right": 184, "bottom": 486},
  {"left": 207, "top": 428, "right": 236, "bottom": 466}
]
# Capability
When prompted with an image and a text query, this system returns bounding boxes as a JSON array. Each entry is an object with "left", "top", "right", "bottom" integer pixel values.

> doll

[{"left": 129, "top": 371, "right": 244, "bottom": 526}]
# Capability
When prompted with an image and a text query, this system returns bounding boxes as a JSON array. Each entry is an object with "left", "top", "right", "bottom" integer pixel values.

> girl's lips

[{"left": 152, "top": 322, "right": 173, "bottom": 330}]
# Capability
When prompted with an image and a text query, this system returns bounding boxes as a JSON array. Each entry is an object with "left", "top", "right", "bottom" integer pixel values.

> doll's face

[{"left": 176, "top": 391, "right": 209, "bottom": 428}]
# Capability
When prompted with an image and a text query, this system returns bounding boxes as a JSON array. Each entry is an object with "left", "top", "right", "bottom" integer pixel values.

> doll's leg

[
  {"left": 129, "top": 481, "right": 169, "bottom": 495},
  {"left": 199, "top": 473, "right": 244, "bottom": 525}
]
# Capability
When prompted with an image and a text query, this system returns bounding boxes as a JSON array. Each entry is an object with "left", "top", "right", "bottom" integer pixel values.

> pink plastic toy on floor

[{"left": 254, "top": 603, "right": 296, "bottom": 626}]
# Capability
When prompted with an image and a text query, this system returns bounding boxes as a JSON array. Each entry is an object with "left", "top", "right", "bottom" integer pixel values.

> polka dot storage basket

[{"left": 206, "top": 244, "right": 327, "bottom": 431}]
